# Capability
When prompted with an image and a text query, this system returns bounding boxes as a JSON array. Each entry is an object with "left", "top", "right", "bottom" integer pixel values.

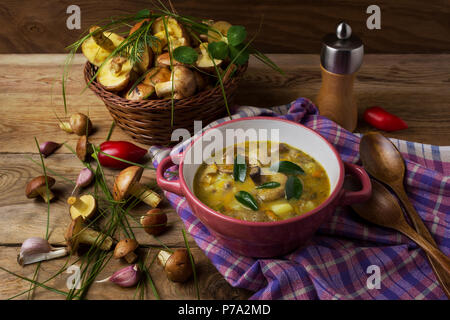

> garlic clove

[
  {"left": 39, "top": 141, "right": 61, "bottom": 158},
  {"left": 18, "top": 237, "right": 68, "bottom": 266},
  {"left": 76, "top": 168, "right": 94, "bottom": 188},
  {"left": 97, "top": 264, "right": 141, "bottom": 287},
  {"left": 71, "top": 168, "right": 94, "bottom": 196}
]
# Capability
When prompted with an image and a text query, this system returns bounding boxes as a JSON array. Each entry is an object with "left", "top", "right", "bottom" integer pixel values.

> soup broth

[{"left": 194, "top": 142, "right": 330, "bottom": 222}]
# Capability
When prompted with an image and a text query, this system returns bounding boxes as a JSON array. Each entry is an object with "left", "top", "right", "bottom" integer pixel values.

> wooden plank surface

[
  {"left": 0, "top": 0, "right": 449, "bottom": 54},
  {"left": 0, "top": 53, "right": 449, "bottom": 300}
]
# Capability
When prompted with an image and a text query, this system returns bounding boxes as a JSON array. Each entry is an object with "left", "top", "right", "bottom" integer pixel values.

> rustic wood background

[{"left": 0, "top": 0, "right": 449, "bottom": 54}]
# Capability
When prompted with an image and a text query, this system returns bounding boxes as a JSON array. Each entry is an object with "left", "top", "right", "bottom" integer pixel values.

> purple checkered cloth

[{"left": 149, "top": 98, "right": 450, "bottom": 300}]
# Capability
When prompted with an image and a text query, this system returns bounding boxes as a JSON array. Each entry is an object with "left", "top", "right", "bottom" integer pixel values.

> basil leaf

[
  {"left": 229, "top": 44, "right": 249, "bottom": 65},
  {"left": 173, "top": 46, "right": 198, "bottom": 64},
  {"left": 227, "top": 25, "right": 247, "bottom": 46},
  {"left": 270, "top": 161, "right": 305, "bottom": 175},
  {"left": 233, "top": 154, "right": 247, "bottom": 183},
  {"left": 285, "top": 176, "right": 303, "bottom": 200},
  {"left": 235, "top": 191, "right": 259, "bottom": 211},
  {"left": 208, "top": 41, "right": 229, "bottom": 60},
  {"left": 256, "top": 182, "right": 281, "bottom": 189}
]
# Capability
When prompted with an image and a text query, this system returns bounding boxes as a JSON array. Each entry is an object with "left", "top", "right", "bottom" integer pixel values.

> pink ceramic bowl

[{"left": 157, "top": 117, "right": 371, "bottom": 257}]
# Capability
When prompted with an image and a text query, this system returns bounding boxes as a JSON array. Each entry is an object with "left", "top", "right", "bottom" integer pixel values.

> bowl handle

[
  {"left": 338, "top": 162, "right": 372, "bottom": 206},
  {"left": 156, "top": 155, "right": 183, "bottom": 196}
]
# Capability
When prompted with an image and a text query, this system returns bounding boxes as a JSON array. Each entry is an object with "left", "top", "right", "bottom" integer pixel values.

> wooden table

[{"left": 0, "top": 54, "right": 448, "bottom": 300}]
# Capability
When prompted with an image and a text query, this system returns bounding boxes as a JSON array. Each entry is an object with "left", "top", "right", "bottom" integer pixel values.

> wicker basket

[{"left": 84, "top": 62, "right": 247, "bottom": 145}]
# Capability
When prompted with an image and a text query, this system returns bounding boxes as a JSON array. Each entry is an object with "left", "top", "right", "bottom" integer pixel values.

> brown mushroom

[
  {"left": 156, "top": 52, "right": 186, "bottom": 68},
  {"left": 157, "top": 249, "right": 193, "bottom": 283},
  {"left": 256, "top": 173, "right": 288, "bottom": 201},
  {"left": 76, "top": 135, "right": 92, "bottom": 162},
  {"left": 59, "top": 113, "right": 93, "bottom": 136},
  {"left": 81, "top": 26, "right": 124, "bottom": 67},
  {"left": 152, "top": 16, "right": 190, "bottom": 51},
  {"left": 125, "top": 84, "right": 155, "bottom": 101},
  {"left": 26, "top": 176, "right": 56, "bottom": 203},
  {"left": 114, "top": 239, "right": 139, "bottom": 263},
  {"left": 207, "top": 21, "right": 232, "bottom": 43},
  {"left": 65, "top": 217, "right": 113, "bottom": 254},
  {"left": 195, "top": 43, "right": 222, "bottom": 72},
  {"left": 193, "top": 71, "right": 209, "bottom": 92},
  {"left": 67, "top": 194, "right": 97, "bottom": 220},
  {"left": 140, "top": 209, "right": 168, "bottom": 236},
  {"left": 145, "top": 67, "right": 171, "bottom": 86},
  {"left": 98, "top": 56, "right": 133, "bottom": 92},
  {"left": 129, "top": 20, "right": 154, "bottom": 74},
  {"left": 113, "top": 166, "right": 162, "bottom": 207},
  {"left": 155, "top": 66, "right": 196, "bottom": 99}
]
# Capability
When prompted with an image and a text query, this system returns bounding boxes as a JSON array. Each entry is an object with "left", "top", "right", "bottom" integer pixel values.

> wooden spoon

[
  {"left": 352, "top": 180, "right": 450, "bottom": 276},
  {"left": 359, "top": 132, "right": 450, "bottom": 297}
]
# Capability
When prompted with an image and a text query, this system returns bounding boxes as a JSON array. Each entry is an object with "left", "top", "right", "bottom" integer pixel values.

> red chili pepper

[
  {"left": 98, "top": 141, "right": 147, "bottom": 169},
  {"left": 363, "top": 106, "right": 408, "bottom": 132}
]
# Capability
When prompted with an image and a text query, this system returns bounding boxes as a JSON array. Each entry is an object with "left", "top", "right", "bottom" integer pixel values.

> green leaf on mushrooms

[
  {"left": 227, "top": 25, "right": 247, "bottom": 46},
  {"left": 208, "top": 41, "right": 229, "bottom": 60},
  {"left": 173, "top": 46, "right": 198, "bottom": 64}
]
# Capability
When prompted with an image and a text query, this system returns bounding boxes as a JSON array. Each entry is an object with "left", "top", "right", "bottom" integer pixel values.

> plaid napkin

[{"left": 149, "top": 98, "right": 450, "bottom": 300}]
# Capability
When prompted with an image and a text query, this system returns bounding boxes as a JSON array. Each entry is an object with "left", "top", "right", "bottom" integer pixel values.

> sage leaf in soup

[
  {"left": 235, "top": 191, "right": 259, "bottom": 211},
  {"left": 256, "top": 182, "right": 281, "bottom": 189},
  {"left": 271, "top": 161, "right": 305, "bottom": 175},
  {"left": 233, "top": 154, "right": 247, "bottom": 183},
  {"left": 173, "top": 46, "right": 198, "bottom": 64},
  {"left": 285, "top": 176, "right": 303, "bottom": 200}
]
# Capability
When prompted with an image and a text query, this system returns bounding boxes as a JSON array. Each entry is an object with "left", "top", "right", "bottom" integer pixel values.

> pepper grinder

[{"left": 316, "top": 22, "right": 364, "bottom": 132}]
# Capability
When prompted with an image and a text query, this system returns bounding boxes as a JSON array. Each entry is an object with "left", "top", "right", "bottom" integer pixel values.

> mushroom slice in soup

[{"left": 256, "top": 173, "right": 287, "bottom": 201}]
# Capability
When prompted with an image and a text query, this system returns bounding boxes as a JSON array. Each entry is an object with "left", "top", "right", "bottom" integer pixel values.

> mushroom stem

[
  {"left": 59, "top": 121, "right": 73, "bottom": 133},
  {"left": 155, "top": 80, "right": 174, "bottom": 97},
  {"left": 78, "top": 229, "right": 113, "bottom": 251},
  {"left": 19, "top": 248, "right": 68, "bottom": 266},
  {"left": 129, "top": 183, "right": 162, "bottom": 208},
  {"left": 67, "top": 196, "right": 88, "bottom": 212},
  {"left": 124, "top": 252, "right": 138, "bottom": 264},
  {"left": 37, "top": 189, "right": 55, "bottom": 203},
  {"left": 110, "top": 57, "right": 126, "bottom": 74}
]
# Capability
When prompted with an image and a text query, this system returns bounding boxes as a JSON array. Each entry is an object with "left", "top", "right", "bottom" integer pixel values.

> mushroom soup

[{"left": 194, "top": 142, "right": 330, "bottom": 222}]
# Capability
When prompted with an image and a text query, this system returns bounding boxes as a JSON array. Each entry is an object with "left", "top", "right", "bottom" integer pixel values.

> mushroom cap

[
  {"left": 173, "top": 66, "right": 196, "bottom": 98},
  {"left": 25, "top": 176, "right": 56, "bottom": 198},
  {"left": 195, "top": 43, "right": 222, "bottom": 72},
  {"left": 76, "top": 135, "right": 90, "bottom": 162},
  {"left": 81, "top": 28, "right": 124, "bottom": 67},
  {"left": 165, "top": 248, "right": 193, "bottom": 282},
  {"left": 143, "top": 67, "right": 171, "bottom": 86},
  {"left": 65, "top": 216, "right": 83, "bottom": 253},
  {"left": 98, "top": 57, "right": 133, "bottom": 92},
  {"left": 114, "top": 239, "right": 139, "bottom": 259},
  {"left": 70, "top": 113, "right": 93, "bottom": 136},
  {"left": 125, "top": 83, "right": 155, "bottom": 101},
  {"left": 113, "top": 166, "right": 144, "bottom": 201},
  {"left": 156, "top": 52, "right": 185, "bottom": 68},
  {"left": 140, "top": 209, "right": 168, "bottom": 235},
  {"left": 69, "top": 194, "right": 97, "bottom": 220}
]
